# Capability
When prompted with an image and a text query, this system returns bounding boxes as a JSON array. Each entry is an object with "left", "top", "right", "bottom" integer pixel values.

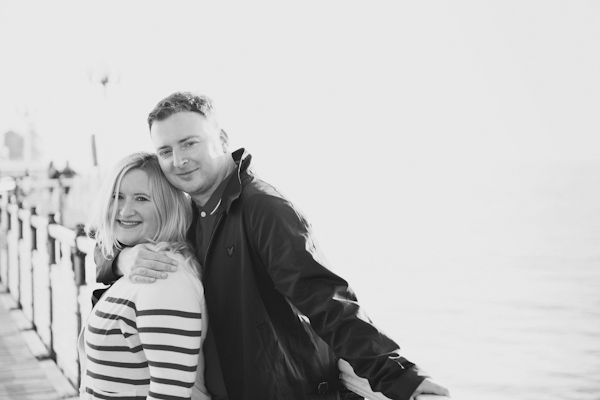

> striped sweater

[{"left": 78, "top": 250, "right": 210, "bottom": 400}]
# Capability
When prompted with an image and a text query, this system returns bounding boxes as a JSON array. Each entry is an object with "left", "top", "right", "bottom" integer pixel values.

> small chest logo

[{"left": 226, "top": 245, "right": 235, "bottom": 257}]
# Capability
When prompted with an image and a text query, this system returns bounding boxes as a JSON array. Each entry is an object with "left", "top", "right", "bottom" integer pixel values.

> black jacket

[{"left": 97, "top": 149, "right": 427, "bottom": 400}]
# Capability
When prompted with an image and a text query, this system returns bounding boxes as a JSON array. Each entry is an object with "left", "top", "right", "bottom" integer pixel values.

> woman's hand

[{"left": 115, "top": 243, "right": 178, "bottom": 283}]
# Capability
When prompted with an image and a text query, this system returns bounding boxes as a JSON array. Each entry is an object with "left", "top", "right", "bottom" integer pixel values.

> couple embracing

[{"left": 79, "top": 91, "right": 450, "bottom": 400}]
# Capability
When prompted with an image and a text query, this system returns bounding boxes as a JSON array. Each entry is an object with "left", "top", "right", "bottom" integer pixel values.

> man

[{"left": 96, "top": 92, "right": 450, "bottom": 400}]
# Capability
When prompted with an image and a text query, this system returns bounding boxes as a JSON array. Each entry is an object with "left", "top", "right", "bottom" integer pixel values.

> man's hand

[
  {"left": 115, "top": 243, "right": 178, "bottom": 283},
  {"left": 411, "top": 378, "right": 451, "bottom": 400}
]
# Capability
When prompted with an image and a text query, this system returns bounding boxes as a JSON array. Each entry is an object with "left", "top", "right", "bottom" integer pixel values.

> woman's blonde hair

[{"left": 86, "top": 152, "right": 193, "bottom": 260}]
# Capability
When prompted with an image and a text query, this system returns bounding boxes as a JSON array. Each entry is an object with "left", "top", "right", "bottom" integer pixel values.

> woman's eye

[{"left": 135, "top": 196, "right": 149, "bottom": 202}]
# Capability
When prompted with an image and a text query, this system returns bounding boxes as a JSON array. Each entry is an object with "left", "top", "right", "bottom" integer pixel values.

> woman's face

[{"left": 111, "top": 168, "right": 160, "bottom": 246}]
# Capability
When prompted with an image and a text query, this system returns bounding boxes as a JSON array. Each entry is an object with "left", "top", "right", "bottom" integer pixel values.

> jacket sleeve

[
  {"left": 245, "top": 193, "right": 428, "bottom": 400},
  {"left": 94, "top": 244, "right": 121, "bottom": 285}
]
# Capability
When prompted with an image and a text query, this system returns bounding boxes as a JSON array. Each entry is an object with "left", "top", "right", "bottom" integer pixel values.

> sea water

[{"left": 335, "top": 161, "right": 600, "bottom": 400}]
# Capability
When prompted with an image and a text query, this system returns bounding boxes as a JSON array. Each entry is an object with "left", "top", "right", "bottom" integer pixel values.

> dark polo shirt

[{"left": 191, "top": 170, "right": 236, "bottom": 400}]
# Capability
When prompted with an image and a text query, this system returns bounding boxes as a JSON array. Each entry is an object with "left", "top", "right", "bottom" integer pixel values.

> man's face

[{"left": 151, "top": 111, "right": 229, "bottom": 205}]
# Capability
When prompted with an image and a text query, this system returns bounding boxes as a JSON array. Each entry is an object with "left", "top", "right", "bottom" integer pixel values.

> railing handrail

[
  {"left": 0, "top": 180, "right": 16, "bottom": 192},
  {"left": 77, "top": 236, "right": 95, "bottom": 255},
  {"left": 48, "top": 223, "right": 77, "bottom": 243},
  {"left": 30, "top": 213, "right": 48, "bottom": 229}
]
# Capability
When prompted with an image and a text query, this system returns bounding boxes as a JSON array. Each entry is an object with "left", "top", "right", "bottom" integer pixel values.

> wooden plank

[
  {"left": 0, "top": 293, "right": 76, "bottom": 399},
  {"left": 38, "top": 359, "right": 78, "bottom": 398},
  {"left": 21, "top": 330, "right": 50, "bottom": 359}
]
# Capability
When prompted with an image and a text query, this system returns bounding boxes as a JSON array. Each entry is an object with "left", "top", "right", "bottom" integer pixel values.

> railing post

[
  {"left": 72, "top": 223, "right": 87, "bottom": 389},
  {"left": 6, "top": 198, "right": 11, "bottom": 232},
  {"left": 0, "top": 191, "right": 4, "bottom": 228},
  {"left": 18, "top": 207, "right": 34, "bottom": 323},
  {"left": 0, "top": 190, "right": 10, "bottom": 287},
  {"left": 48, "top": 214, "right": 56, "bottom": 265},
  {"left": 31, "top": 207, "right": 37, "bottom": 252},
  {"left": 47, "top": 213, "right": 56, "bottom": 360},
  {"left": 73, "top": 224, "right": 86, "bottom": 287},
  {"left": 17, "top": 201, "right": 23, "bottom": 307},
  {"left": 18, "top": 208, "right": 23, "bottom": 240},
  {"left": 77, "top": 233, "right": 104, "bottom": 389},
  {"left": 48, "top": 223, "right": 80, "bottom": 387},
  {"left": 8, "top": 196, "right": 20, "bottom": 302},
  {"left": 31, "top": 211, "right": 52, "bottom": 354},
  {"left": 30, "top": 207, "right": 37, "bottom": 327}
]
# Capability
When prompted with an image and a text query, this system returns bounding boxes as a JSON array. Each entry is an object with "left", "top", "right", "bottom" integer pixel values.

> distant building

[
  {"left": 3, "top": 130, "right": 24, "bottom": 160},
  {"left": 0, "top": 130, "right": 44, "bottom": 178}
]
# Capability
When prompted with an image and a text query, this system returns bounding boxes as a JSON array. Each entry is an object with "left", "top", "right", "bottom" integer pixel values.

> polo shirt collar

[{"left": 195, "top": 167, "right": 235, "bottom": 218}]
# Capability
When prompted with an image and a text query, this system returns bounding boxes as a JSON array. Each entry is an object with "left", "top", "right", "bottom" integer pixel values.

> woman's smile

[{"left": 111, "top": 169, "right": 159, "bottom": 246}]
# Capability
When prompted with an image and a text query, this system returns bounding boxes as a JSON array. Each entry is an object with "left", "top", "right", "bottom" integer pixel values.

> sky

[
  {"left": 2, "top": 1, "right": 599, "bottom": 222},
  {"left": 1, "top": 1, "right": 600, "bottom": 396},
  {"left": 1, "top": 1, "right": 599, "bottom": 174}
]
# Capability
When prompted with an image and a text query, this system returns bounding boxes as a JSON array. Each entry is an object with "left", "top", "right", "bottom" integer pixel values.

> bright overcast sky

[{"left": 2, "top": 1, "right": 599, "bottom": 173}]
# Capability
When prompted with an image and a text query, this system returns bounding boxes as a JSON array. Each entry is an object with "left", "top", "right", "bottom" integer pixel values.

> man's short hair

[{"left": 147, "top": 91, "right": 219, "bottom": 130}]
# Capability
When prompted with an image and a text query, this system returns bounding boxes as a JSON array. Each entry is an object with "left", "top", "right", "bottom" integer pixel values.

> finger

[
  {"left": 139, "top": 258, "right": 178, "bottom": 272},
  {"left": 137, "top": 244, "right": 178, "bottom": 264},
  {"left": 141, "top": 252, "right": 178, "bottom": 267},
  {"left": 129, "top": 274, "right": 156, "bottom": 284},
  {"left": 131, "top": 267, "right": 169, "bottom": 280}
]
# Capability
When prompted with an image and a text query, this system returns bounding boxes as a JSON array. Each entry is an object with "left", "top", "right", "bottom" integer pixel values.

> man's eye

[
  {"left": 159, "top": 150, "right": 172, "bottom": 157},
  {"left": 183, "top": 141, "right": 197, "bottom": 148}
]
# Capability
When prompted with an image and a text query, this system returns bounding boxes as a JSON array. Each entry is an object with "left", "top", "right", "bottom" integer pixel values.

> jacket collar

[{"left": 222, "top": 148, "right": 252, "bottom": 214}]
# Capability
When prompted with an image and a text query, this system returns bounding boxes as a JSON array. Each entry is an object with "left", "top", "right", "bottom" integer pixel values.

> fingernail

[
  {"left": 169, "top": 266, "right": 177, "bottom": 272},
  {"left": 161, "top": 273, "right": 168, "bottom": 278}
]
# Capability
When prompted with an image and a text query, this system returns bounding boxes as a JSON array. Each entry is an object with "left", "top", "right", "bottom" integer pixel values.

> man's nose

[{"left": 173, "top": 151, "right": 188, "bottom": 168}]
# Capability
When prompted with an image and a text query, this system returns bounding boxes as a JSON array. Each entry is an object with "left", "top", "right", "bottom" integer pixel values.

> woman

[{"left": 78, "top": 152, "right": 210, "bottom": 400}]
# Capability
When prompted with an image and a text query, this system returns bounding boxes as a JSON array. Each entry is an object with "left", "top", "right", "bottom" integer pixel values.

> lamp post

[{"left": 88, "top": 63, "right": 119, "bottom": 168}]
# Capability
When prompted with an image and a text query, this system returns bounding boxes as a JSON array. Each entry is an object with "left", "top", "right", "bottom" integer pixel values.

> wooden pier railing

[{"left": 0, "top": 177, "right": 104, "bottom": 390}]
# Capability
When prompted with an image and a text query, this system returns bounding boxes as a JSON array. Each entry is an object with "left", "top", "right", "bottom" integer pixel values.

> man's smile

[{"left": 176, "top": 168, "right": 199, "bottom": 177}]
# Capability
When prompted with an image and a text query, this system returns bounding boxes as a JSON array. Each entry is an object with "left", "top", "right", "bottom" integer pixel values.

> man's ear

[{"left": 220, "top": 129, "right": 229, "bottom": 153}]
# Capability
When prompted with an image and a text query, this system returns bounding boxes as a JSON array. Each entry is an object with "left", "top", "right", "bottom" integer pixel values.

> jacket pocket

[{"left": 256, "top": 322, "right": 297, "bottom": 400}]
